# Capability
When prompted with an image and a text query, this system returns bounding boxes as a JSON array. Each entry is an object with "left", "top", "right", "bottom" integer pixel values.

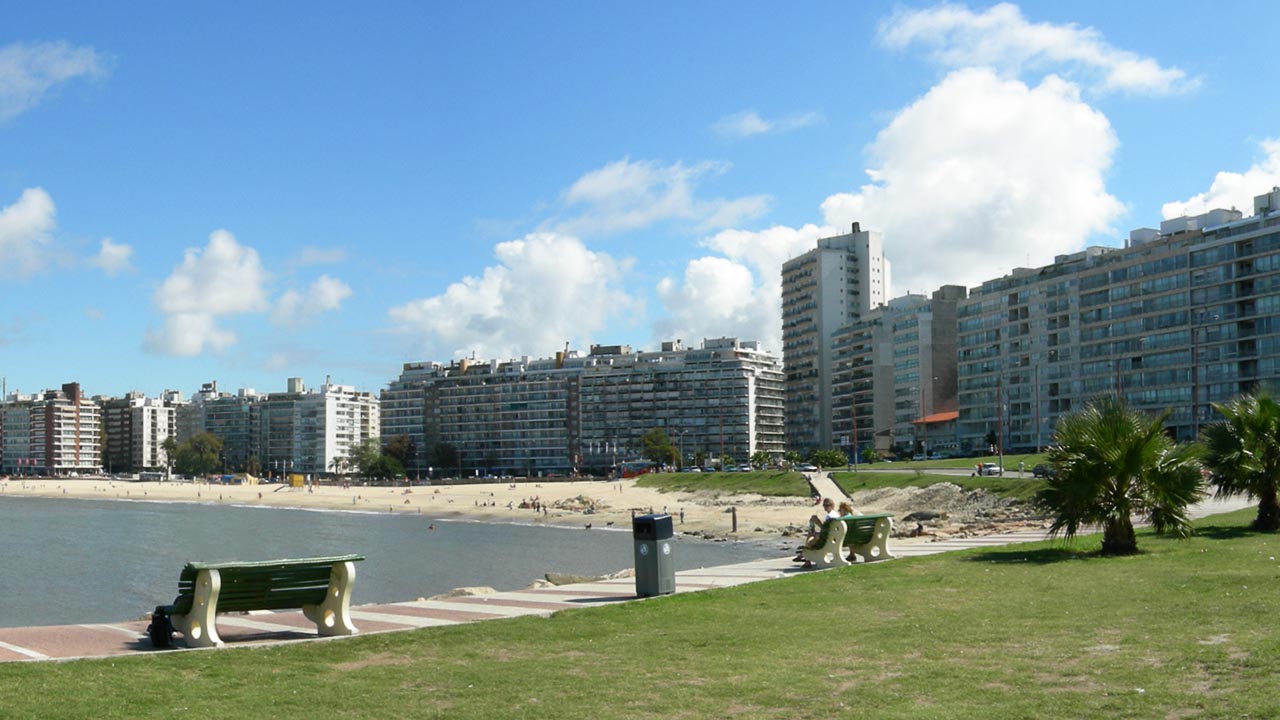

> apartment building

[
  {"left": 100, "top": 390, "right": 183, "bottom": 473},
  {"left": 577, "top": 338, "right": 785, "bottom": 469},
  {"left": 782, "top": 223, "right": 889, "bottom": 451},
  {"left": 831, "top": 287, "right": 965, "bottom": 458},
  {"left": 178, "top": 377, "right": 378, "bottom": 476},
  {"left": 957, "top": 187, "right": 1280, "bottom": 452},
  {"left": 381, "top": 338, "right": 784, "bottom": 477},
  {"left": 178, "top": 383, "right": 261, "bottom": 472},
  {"left": 0, "top": 383, "right": 100, "bottom": 475}
]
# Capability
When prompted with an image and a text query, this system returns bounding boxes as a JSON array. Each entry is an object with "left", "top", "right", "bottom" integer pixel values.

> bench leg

[
  {"left": 171, "top": 569, "right": 224, "bottom": 648},
  {"left": 303, "top": 561, "right": 358, "bottom": 637},
  {"left": 849, "top": 517, "right": 896, "bottom": 562},
  {"left": 801, "top": 525, "right": 850, "bottom": 569}
]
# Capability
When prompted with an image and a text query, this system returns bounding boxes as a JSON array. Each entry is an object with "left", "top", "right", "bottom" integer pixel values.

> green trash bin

[{"left": 633, "top": 513, "right": 675, "bottom": 597}]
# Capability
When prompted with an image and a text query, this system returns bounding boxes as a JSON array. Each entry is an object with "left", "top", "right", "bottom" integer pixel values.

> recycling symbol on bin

[
  {"left": 639, "top": 544, "right": 649, "bottom": 556},
  {"left": 661, "top": 542, "right": 671, "bottom": 555}
]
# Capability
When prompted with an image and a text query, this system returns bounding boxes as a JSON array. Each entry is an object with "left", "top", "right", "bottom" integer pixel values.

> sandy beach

[
  {"left": 0, "top": 474, "right": 1043, "bottom": 549},
  {"left": 0, "top": 476, "right": 824, "bottom": 545}
]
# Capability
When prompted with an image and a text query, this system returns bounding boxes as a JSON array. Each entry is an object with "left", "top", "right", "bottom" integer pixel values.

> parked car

[
  {"left": 1032, "top": 463, "right": 1056, "bottom": 478},
  {"left": 974, "top": 462, "right": 1003, "bottom": 476},
  {"left": 796, "top": 463, "right": 818, "bottom": 472}
]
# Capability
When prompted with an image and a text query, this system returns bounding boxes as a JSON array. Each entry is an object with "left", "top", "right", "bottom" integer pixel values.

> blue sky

[{"left": 2, "top": 2, "right": 1279, "bottom": 399}]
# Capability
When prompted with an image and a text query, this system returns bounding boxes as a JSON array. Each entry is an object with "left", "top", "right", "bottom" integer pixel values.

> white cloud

[
  {"left": 0, "top": 187, "right": 55, "bottom": 277},
  {"left": 1162, "top": 140, "right": 1280, "bottom": 219},
  {"left": 145, "top": 229, "right": 270, "bottom": 356},
  {"left": 821, "top": 69, "right": 1122, "bottom": 294},
  {"left": 388, "top": 232, "right": 639, "bottom": 360},
  {"left": 656, "top": 67, "right": 1124, "bottom": 350},
  {"left": 654, "top": 224, "right": 828, "bottom": 351},
  {"left": 271, "top": 275, "right": 353, "bottom": 326},
  {"left": 90, "top": 237, "right": 133, "bottom": 275},
  {"left": 713, "top": 110, "right": 823, "bottom": 139},
  {"left": 553, "top": 157, "right": 769, "bottom": 236},
  {"left": 880, "top": 2, "right": 1197, "bottom": 95},
  {"left": 0, "top": 41, "right": 107, "bottom": 121}
]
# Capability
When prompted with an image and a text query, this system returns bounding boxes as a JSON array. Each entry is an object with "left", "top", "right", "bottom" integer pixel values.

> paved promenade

[{"left": 0, "top": 495, "right": 1255, "bottom": 663}]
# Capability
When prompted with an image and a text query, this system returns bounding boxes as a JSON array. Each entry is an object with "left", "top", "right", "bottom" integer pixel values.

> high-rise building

[
  {"left": 381, "top": 338, "right": 784, "bottom": 477},
  {"left": 100, "top": 390, "right": 183, "bottom": 473},
  {"left": 577, "top": 338, "right": 785, "bottom": 469},
  {"left": 957, "top": 187, "right": 1280, "bottom": 452},
  {"left": 0, "top": 383, "right": 100, "bottom": 475},
  {"left": 831, "top": 287, "right": 965, "bottom": 459},
  {"left": 177, "top": 378, "right": 378, "bottom": 477},
  {"left": 782, "top": 222, "right": 890, "bottom": 451}
]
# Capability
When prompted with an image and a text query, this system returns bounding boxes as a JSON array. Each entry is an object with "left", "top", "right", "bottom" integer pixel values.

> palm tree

[
  {"left": 1201, "top": 390, "right": 1280, "bottom": 532},
  {"left": 1039, "top": 396, "right": 1203, "bottom": 555}
]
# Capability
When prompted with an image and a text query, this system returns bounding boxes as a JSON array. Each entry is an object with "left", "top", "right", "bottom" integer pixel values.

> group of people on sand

[{"left": 793, "top": 497, "right": 858, "bottom": 568}]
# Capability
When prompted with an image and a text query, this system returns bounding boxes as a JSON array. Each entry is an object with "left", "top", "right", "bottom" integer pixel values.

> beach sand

[{"left": 0, "top": 476, "right": 821, "bottom": 546}]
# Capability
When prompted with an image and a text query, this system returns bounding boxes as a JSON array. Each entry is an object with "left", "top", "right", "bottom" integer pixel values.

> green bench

[
  {"left": 801, "top": 513, "right": 895, "bottom": 569},
  {"left": 149, "top": 554, "right": 364, "bottom": 648}
]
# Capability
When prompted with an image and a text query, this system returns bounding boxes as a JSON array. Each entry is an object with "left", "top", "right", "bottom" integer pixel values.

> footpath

[{"left": 0, "top": 495, "right": 1255, "bottom": 663}]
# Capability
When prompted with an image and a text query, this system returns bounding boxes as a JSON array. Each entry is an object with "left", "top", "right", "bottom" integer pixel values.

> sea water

[{"left": 0, "top": 495, "right": 779, "bottom": 628}]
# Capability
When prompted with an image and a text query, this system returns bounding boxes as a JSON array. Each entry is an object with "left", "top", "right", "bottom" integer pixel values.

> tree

[
  {"left": 367, "top": 454, "right": 405, "bottom": 481},
  {"left": 750, "top": 450, "right": 771, "bottom": 469},
  {"left": 172, "top": 432, "right": 223, "bottom": 477},
  {"left": 161, "top": 436, "right": 178, "bottom": 479},
  {"left": 783, "top": 450, "right": 803, "bottom": 468},
  {"left": 984, "top": 430, "right": 999, "bottom": 453},
  {"left": 430, "top": 442, "right": 459, "bottom": 471},
  {"left": 809, "top": 448, "right": 847, "bottom": 468},
  {"left": 1201, "top": 390, "right": 1280, "bottom": 532},
  {"left": 347, "top": 438, "right": 382, "bottom": 477},
  {"left": 860, "top": 448, "right": 879, "bottom": 465},
  {"left": 384, "top": 434, "right": 416, "bottom": 469},
  {"left": 1038, "top": 396, "right": 1202, "bottom": 555},
  {"left": 641, "top": 428, "right": 675, "bottom": 465}
]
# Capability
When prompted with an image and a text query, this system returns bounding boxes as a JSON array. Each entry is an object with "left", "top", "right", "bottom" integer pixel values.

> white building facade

[{"left": 782, "top": 222, "right": 889, "bottom": 451}]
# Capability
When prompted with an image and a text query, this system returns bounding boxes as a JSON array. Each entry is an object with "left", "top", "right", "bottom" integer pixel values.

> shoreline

[{"left": 0, "top": 476, "right": 816, "bottom": 549}]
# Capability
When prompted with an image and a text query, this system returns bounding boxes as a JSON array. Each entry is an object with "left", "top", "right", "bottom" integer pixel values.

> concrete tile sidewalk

[{"left": 0, "top": 495, "right": 1255, "bottom": 663}]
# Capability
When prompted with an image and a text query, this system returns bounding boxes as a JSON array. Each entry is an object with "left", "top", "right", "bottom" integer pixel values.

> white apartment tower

[{"left": 781, "top": 222, "right": 889, "bottom": 451}]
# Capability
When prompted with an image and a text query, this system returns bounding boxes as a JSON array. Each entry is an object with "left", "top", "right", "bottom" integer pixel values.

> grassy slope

[
  {"left": 832, "top": 471, "right": 1047, "bottom": 503},
  {"left": 2, "top": 509, "right": 1276, "bottom": 719},
  {"left": 635, "top": 470, "right": 810, "bottom": 497}
]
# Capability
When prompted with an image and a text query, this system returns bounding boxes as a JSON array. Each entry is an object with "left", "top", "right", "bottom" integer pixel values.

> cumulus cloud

[
  {"left": 0, "top": 41, "right": 107, "bottom": 121},
  {"left": 145, "top": 230, "right": 270, "bottom": 356},
  {"left": 880, "top": 2, "right": 1197, "bottom": 95},
  {"left": 820, "top": 68, "right": 1122, "bottom": 293},
  {"left": 713, "top": 110, "right": 823, "bottom": 139},
  {"left": 90, "top": 237, "right": 133, "bottom": 275},
  {"left": 271, "top": 275, "right": 353, "bottom": 326},
  {"left": 654, "top": 224, "right": 829, "bottom": 350},
  {"left": 656, "top": 68, "right": 1124, "bottom": 350},
  {"left": 1162, "top": 140, "right": 1280, "bottom": 219},
  {"left": 388, "top": 232, "right": 639, "bottom": 360},
  {"left": 0, "top": 187, "right": 55, "bottom": 277},
  {"left": 553, "top": 157, "right": 769, "bottom": 236}
]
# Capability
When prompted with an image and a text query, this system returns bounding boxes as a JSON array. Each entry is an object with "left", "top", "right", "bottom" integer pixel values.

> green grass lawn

[
  {"left": 832, "top": 471, "right": 1047, "bottom": 502},
  {"left": 635, "top": 470, "right": 810, "bottom": 497},
  {"left": 863, "top": 452, "right": 1048, "bottom": 471},
  {"left": 2, "top": 509, "right": 1277, "bottom": 718}
]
